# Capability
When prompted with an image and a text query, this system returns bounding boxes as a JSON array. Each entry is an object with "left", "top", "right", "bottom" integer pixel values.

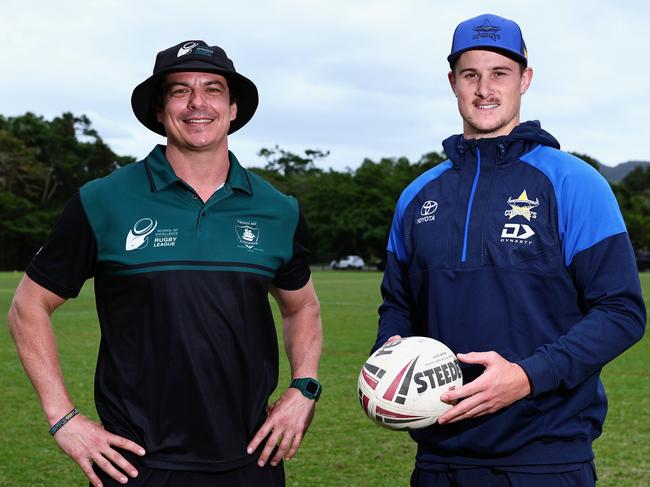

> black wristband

[{"left": 49, "top": 408, "right": 79, "bottom": 436}]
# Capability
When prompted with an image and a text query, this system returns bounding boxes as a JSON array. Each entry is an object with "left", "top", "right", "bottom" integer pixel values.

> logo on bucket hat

[
  {"left": 177, "top": 42, "right": 199, "bottom": 57},
  {"left": 131, "top": 40, "right": 259, "bottom": 136},
  {"left": 448, "top": 14, "right": 528, "bottom": 67}
]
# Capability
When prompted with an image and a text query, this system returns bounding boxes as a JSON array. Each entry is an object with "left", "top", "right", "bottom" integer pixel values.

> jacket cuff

[{"left": 517, "top": 353, "right": 558, "bottom": 397}]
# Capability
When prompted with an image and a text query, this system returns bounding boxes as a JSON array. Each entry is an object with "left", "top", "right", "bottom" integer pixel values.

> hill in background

[{"left": 600, "top": 161, "right": 650, "bottom": 182}]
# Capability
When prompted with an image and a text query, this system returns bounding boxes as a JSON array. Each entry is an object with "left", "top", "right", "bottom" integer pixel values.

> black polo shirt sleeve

[
  {"left": 26, "top": 192, "right": 97, "bottom": 299},
  {"left": 272, "top": 209, "right": 311, "bottom": 290}
]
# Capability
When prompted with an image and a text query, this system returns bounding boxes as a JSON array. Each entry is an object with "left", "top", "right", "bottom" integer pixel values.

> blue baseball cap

[{"left": 448, "top": 14, "right": 528, "bottom": 68}]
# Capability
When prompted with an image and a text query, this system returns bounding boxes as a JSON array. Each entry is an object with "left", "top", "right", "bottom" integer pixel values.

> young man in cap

[
  {"left": 374, "top": 14, "right": 645, "bottom": 486},
  {"left": 8, "top": 40, "right": 322, "bottom": 487}
]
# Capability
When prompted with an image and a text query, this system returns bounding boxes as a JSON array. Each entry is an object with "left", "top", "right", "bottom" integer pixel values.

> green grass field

[{"left": 1, "top": 271, "right": 648, "bottom": 486}]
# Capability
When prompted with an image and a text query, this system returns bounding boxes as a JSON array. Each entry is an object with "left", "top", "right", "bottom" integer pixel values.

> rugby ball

[{"left": 358, "top": 336, "right": 463, "bottom": 430}]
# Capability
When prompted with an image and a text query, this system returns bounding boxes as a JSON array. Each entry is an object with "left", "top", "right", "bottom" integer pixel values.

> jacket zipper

[{"left": 461, "top": 145, "right": 481, "bottom": 262}]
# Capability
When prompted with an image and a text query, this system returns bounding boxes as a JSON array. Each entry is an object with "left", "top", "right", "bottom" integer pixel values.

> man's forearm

[
  {"left": 283, "top": 300, "right": 322, "bottom": 378},
  {"left": 8, "top": 278, "right": 74, "bottom": 425}
]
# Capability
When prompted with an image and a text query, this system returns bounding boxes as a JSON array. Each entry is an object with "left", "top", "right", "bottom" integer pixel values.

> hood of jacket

[{"left": 442, "top": 121, "right": 561, "bottom": 166}]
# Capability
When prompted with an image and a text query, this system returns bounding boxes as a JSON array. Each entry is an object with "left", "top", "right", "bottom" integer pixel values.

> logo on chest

[
  {"left": 501, "top": 223, "right": 535, "bottom": 241},
  {"left": 235, "top": 219, "right": 264, "bottom": 252},
  {"left": 500, "top": 190, "right": 539, "bottom": 245},
  {"left": 504, "top": 190, "right": 538, "bottom": 221},
  {"left": 125, "top": 218, "right": 178, "bottom": 251},
  {"left": 416, "top": 200, "right": 438, "bottom": 224}
]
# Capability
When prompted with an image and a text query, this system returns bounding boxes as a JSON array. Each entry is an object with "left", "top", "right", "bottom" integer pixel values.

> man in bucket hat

[
  {"left": 372, "top": 14, "right": 645, "bottom": 486},
  {"left": 9, "top": 41, "right": 323, "bottom": 487}
]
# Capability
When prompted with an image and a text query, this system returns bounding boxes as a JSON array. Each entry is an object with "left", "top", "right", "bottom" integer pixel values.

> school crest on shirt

[{"left": 235, "top": 219, "right": 263, "bottom": 252}]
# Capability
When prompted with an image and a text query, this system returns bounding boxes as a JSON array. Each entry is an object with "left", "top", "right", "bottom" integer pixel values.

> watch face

[{"left": 305, "top": 381, "right": 319, "bottom": 394}]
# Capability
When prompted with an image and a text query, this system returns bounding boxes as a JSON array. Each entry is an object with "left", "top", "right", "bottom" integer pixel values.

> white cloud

[{"left": 1, "top": 0, "right": 647, "bottom": 169}]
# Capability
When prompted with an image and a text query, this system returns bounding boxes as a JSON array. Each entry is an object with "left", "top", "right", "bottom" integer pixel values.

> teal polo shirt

[{"left": 27, "top": 145, "right": 311, "bottom": 472}]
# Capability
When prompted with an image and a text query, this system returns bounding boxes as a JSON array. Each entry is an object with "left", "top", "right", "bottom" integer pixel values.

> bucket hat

[{"left": 131, "top": 40, "right": 258, "bottom": 135}]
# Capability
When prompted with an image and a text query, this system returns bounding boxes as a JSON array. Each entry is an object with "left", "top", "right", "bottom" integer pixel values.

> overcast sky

[{"left": 2, "top": 0, "right": 648, "bottom": 170}]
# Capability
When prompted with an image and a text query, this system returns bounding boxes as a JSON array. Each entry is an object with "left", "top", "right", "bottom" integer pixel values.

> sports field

[{"left": 1, "top": 271, "right": 648, "bottom": 486}]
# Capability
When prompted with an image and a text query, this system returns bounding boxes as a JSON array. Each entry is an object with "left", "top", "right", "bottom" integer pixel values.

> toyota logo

[{"left": 420, "top": 201, "right": 438, "bottom": 216}]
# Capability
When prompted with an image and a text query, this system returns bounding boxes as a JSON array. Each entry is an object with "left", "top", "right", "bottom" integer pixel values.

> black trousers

[{"left": 92, "top": 450, "right": 285, "bottom": 487}]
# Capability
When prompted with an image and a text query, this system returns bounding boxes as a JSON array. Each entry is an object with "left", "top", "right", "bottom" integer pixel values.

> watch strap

[{"left": 290, "top": 377, "right": 322, "bottom": 401}]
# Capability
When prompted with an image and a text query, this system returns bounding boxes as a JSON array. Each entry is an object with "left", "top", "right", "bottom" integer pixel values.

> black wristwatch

[{"left": 290, "top": 377, "right": 322, "bottom": 401}]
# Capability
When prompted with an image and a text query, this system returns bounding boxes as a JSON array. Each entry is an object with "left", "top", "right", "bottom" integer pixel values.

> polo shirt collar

[
  {"left": 144, "top": 145, "right": 252, "bottom": 195},
  {"left": 226, "top": 151, "right": 253, "bottom": 195}
]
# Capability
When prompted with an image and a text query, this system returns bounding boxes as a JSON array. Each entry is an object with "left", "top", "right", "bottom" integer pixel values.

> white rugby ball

[{"left": 358, "top": 336, "right": 463, "bottom": 430}]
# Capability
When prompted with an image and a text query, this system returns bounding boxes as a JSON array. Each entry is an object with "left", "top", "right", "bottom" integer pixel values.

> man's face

[
  {"left": 156, "top": 72, "right": 237, "bottom": 152},
  {"left": 448, "top": 50, "right": 532, "bottom": 139}
]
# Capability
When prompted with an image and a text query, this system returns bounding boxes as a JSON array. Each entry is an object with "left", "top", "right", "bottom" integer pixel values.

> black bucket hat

[{"left": 131, "top": 40, "right": 259, "bottom": 135}]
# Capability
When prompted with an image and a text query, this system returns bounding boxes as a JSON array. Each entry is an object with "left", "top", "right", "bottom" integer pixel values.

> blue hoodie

[{"left": 375, "top": 121, "right": 646, "bottom": 466}]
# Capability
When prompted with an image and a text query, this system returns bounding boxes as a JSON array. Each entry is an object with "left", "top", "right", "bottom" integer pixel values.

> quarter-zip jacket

[{"left": 375, "top": 121, "right": 646, "bottom": 466}]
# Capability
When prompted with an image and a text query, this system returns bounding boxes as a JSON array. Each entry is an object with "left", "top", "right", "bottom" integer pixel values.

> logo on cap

[
  {"left": 177, "top": 42, "right": 198, "bottom": 57},
  {"left": 195, "top": 46, "right": 214, "bottom": 57},
  {"left": 473, "top": 18, "right": 501, "bottom": 41}
]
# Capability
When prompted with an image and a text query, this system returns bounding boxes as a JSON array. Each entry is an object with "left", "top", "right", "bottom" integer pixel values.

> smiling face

[
  {"left": 156, "top": 71, "right": 237, "bottom": 153},
  {"left": 448, "top": 49, "right": 532, "bottom": 139}
]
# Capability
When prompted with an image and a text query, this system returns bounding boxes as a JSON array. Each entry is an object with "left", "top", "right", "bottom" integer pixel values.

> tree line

[
  {"left": 0, "top": 113, "right": 135, "bottom": 269},
  {"left": 0, "top": 113, "right": 648, "bottom": 270}
]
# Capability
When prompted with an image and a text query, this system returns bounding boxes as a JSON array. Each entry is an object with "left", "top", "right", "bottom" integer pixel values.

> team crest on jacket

[
  {"left": 235, "top": 219, "right": 263, "bottom": 251},
  {"left": 504, "top": 190, "right": 539, "bottom": 221}
]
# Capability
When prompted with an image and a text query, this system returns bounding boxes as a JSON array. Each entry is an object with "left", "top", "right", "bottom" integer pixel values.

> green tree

[
  {"left": 257, "top": 145, "right": 328, "bottom": 176},
  {"left": 0, "top": 112, "right": 134, "bottom": 269},
  {"left": 249, "top": 148, "right": 446, "bottom": 265},
  {"left": 614, "top": 165, "right": 650, "bottom": 252}
]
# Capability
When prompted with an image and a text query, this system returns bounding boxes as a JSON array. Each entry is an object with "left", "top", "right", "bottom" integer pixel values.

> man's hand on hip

[
  {"left": 53, "top": 413, "right": 145, "bottom": 487},
  {"left": 247, "top": 388, "right": 316, "bottom": 468}
]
